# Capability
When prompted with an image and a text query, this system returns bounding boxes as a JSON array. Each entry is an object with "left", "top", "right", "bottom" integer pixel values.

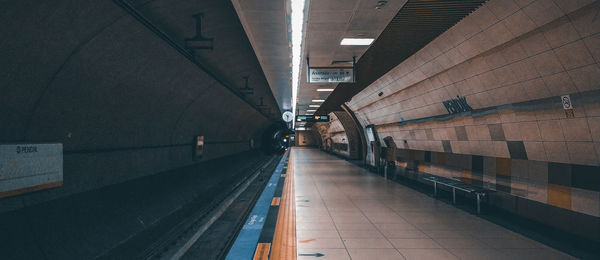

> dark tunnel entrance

[{"left": 262, "top": 124, "right": 294, "bottom": 153}]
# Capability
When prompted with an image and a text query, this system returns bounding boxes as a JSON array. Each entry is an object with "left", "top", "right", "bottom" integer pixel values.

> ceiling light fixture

[
  {"left": 340, "top": 38, "right": 374, "bottom": 46},
  {"left": 291, "top": 0, "right": 306, "bottom": 128},
  {"left": 312, "top": 99, "right": 325, "bottom": 102},
  {"left": 307, "top": 109, "right": 316, "bottom": 112},
  {"left": 376, "top": 0, "right": 388, "bottom": 9},
  {"left": 317, "top": 88, "right": 334, "bottom": 92},
  {"left": 309, "top": 105, "right": 320, "bottom": 107}
]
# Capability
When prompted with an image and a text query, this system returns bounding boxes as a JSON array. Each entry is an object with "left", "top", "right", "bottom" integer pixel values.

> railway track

[{"left": 97, "top": 154, "right": 282, "bottom": 260}]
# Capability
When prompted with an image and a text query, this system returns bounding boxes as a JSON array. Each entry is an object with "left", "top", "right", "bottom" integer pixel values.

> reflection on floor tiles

[
  {"left": 293, "top": 148, "right": 574, "bottom": 260},
  {"left": 342, "top": 238, "right": 394, "bottom": 249},
  {"left": 389, "top": 238, "right": 442, "bottom": 249},
  {"left": 398, "top": 248, "right": 458, "bottom": 260},
  {"left": 347, "top": 248, "right": 405, "bottom": 260}
]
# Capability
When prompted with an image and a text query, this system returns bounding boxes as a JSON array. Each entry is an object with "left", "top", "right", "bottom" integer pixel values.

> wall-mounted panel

[{"left": 0, "top": 144, "right": 62, "bottom": 198}]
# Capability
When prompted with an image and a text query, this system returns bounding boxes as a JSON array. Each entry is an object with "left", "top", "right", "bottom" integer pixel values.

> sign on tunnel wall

[
  {"left": 442, "top": 96, "right": 472, "bottom": 115},
  {"left": 0, "top": 143, "right": 63, "bottom": 198}
]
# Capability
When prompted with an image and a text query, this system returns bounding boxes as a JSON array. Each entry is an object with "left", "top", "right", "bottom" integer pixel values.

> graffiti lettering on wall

[{"left": 442, "top": 96, "right": 472, "bottom": 114}]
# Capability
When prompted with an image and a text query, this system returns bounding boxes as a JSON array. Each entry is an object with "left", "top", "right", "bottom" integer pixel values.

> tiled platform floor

[{"left": 293, "top": 147, "right": 574, "bottom": 260}]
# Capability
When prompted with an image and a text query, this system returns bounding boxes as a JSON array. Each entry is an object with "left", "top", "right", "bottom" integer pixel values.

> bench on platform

[{"left": 422, "top": 175, "right": 489, "bottom": 214}]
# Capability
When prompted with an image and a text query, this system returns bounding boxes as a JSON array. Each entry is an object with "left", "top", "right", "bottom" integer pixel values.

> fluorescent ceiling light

[
  {"left": 340, "top": 38, "right": 374, "bottom": 46},
  {"left": 312, "top": 99, "right": 325, "bottom": 102},
  {"left": 307, "top": 109, "right": 316, "bottom": 112},
  {"left": 296, "top": 127, "right": 306, "bottom": 131},
  {"left": 317, "top": 88, "right": 334, "bottom": 92},
  {"left": 291, "top": 0, "right": 306, "bottom": 129},
  {"left": 309, "top": 105, "right": 320, "bottom": 107}
]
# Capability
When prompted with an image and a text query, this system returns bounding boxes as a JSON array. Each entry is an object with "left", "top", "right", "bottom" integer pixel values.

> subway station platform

[
  {"left": 289, "top": 147, "right": 573, "bottom": 260},
  {"left": 3, "top": 0, "right": 600, "bottom": 259}
]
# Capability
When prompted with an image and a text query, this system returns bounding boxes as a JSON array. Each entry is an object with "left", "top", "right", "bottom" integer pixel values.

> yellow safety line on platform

[
  {"left": 253, "top": 243, "right": 271, "bottom": 260},
  {"left": 271, "top": 197, "right": 281, "bottom": 206},
  {"left": 0, "top": 181, "right": 63, "bottom": 199},
  {"left": 270, "top": 150, "right": 296, "bottom": 260},
  {"left": 298, "top": 238, "right": 316, "bottom": 244}
]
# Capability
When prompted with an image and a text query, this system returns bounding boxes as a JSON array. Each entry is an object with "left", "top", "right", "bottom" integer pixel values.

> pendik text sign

[
  {"left": 0, "top": 143, "right": 63, "bottom": 198},
  {"left": 442, "top": 96, "right": 472, "bottom": 115}
]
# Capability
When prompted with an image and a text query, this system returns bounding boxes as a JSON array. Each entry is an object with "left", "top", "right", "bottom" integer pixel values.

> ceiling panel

[
  {"left": 307, "top": 22, "right": 348, "bottom": 32},
  {"left": 307, "top": 32, "right": 343, "bottom": 46},
  {"left": 310, "top": 0, "right": 359, "bottom": 11},
  {"left": 244, "top": 12, "right": 285, "bottom": 24},
  {"left": 232, "top": 0, "right": 293, "bottom": 113},
  {"left": 239, "top": 0, "right": 285, "bottom": 11},
  {"left": 297, "top": 0, "right": 409, "bottom": 117},
  {"left": 308, "top": 11, "right": 354, "bottom": 23},
  {"left": 315, "top": 0, "right": 489, "bottom": 115}
]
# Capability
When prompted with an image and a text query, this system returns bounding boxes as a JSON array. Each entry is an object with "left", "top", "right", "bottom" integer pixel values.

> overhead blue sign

[{"left": 295, "top": 115, "right": 330, "bottom": 122}]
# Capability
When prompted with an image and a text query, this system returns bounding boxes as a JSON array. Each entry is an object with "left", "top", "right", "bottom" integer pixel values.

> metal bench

[{"left": 422, "top": 176, "right": 488, "bottom": 214}]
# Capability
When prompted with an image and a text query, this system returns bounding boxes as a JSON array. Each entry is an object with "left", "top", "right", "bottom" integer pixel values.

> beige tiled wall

[
  {"left": 392, "top": 147, "right": 600, "bottom": 219},
  {"left": 313, "top": 113, "right": 349, "bottom": 155},
  {"left": 327, "top": 114, "right": 345, "bottom": 134},
  {"left": 346, "top": 0, "right": 600, "bottom": 167},
  {"left": 372, "top": 93, "right": 599, "bottom": 166}
]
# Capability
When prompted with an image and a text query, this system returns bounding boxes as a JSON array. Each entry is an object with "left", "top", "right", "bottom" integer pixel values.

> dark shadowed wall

[{"left": 0, "top": 0, "right": 279, "bottom": 212}]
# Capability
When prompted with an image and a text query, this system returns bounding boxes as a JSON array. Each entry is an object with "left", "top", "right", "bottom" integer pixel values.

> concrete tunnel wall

[
  {"left": 0, "top": 0, "right": 275, "bottom": 212},
  {"left": 342, "top": 0, "right": 600, "bottom": 240}
]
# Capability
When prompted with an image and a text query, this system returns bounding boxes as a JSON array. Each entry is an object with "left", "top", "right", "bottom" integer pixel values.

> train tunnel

[{"left": 1, "top": 0, "right": 599, "bottom": 259}]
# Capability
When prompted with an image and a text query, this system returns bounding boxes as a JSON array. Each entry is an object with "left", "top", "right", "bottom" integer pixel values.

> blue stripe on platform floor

[{"left": 225, "top": 150, "right": 288, "bottom": 260}]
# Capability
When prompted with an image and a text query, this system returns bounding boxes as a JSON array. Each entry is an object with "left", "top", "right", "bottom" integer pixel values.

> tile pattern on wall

[
  {"left": 373, "top": 91, "right": 600, "bottom": 166},
  {"left": 345, "top": 0, "right": 600, "bottom": 167},
  {"left": 391, "top": 147, "right": 600, "bottom": 218},
  {"left": 348, "top": 0, "right": 599, "bottom": 120}
]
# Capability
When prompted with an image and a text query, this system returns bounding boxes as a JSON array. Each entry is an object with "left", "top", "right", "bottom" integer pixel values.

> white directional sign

[
  {"left": 308, "top": 67, "right": 354, "bottom": 83},
  {"left": 0, "top": 143, "right": 63, "bottom": 198}
]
